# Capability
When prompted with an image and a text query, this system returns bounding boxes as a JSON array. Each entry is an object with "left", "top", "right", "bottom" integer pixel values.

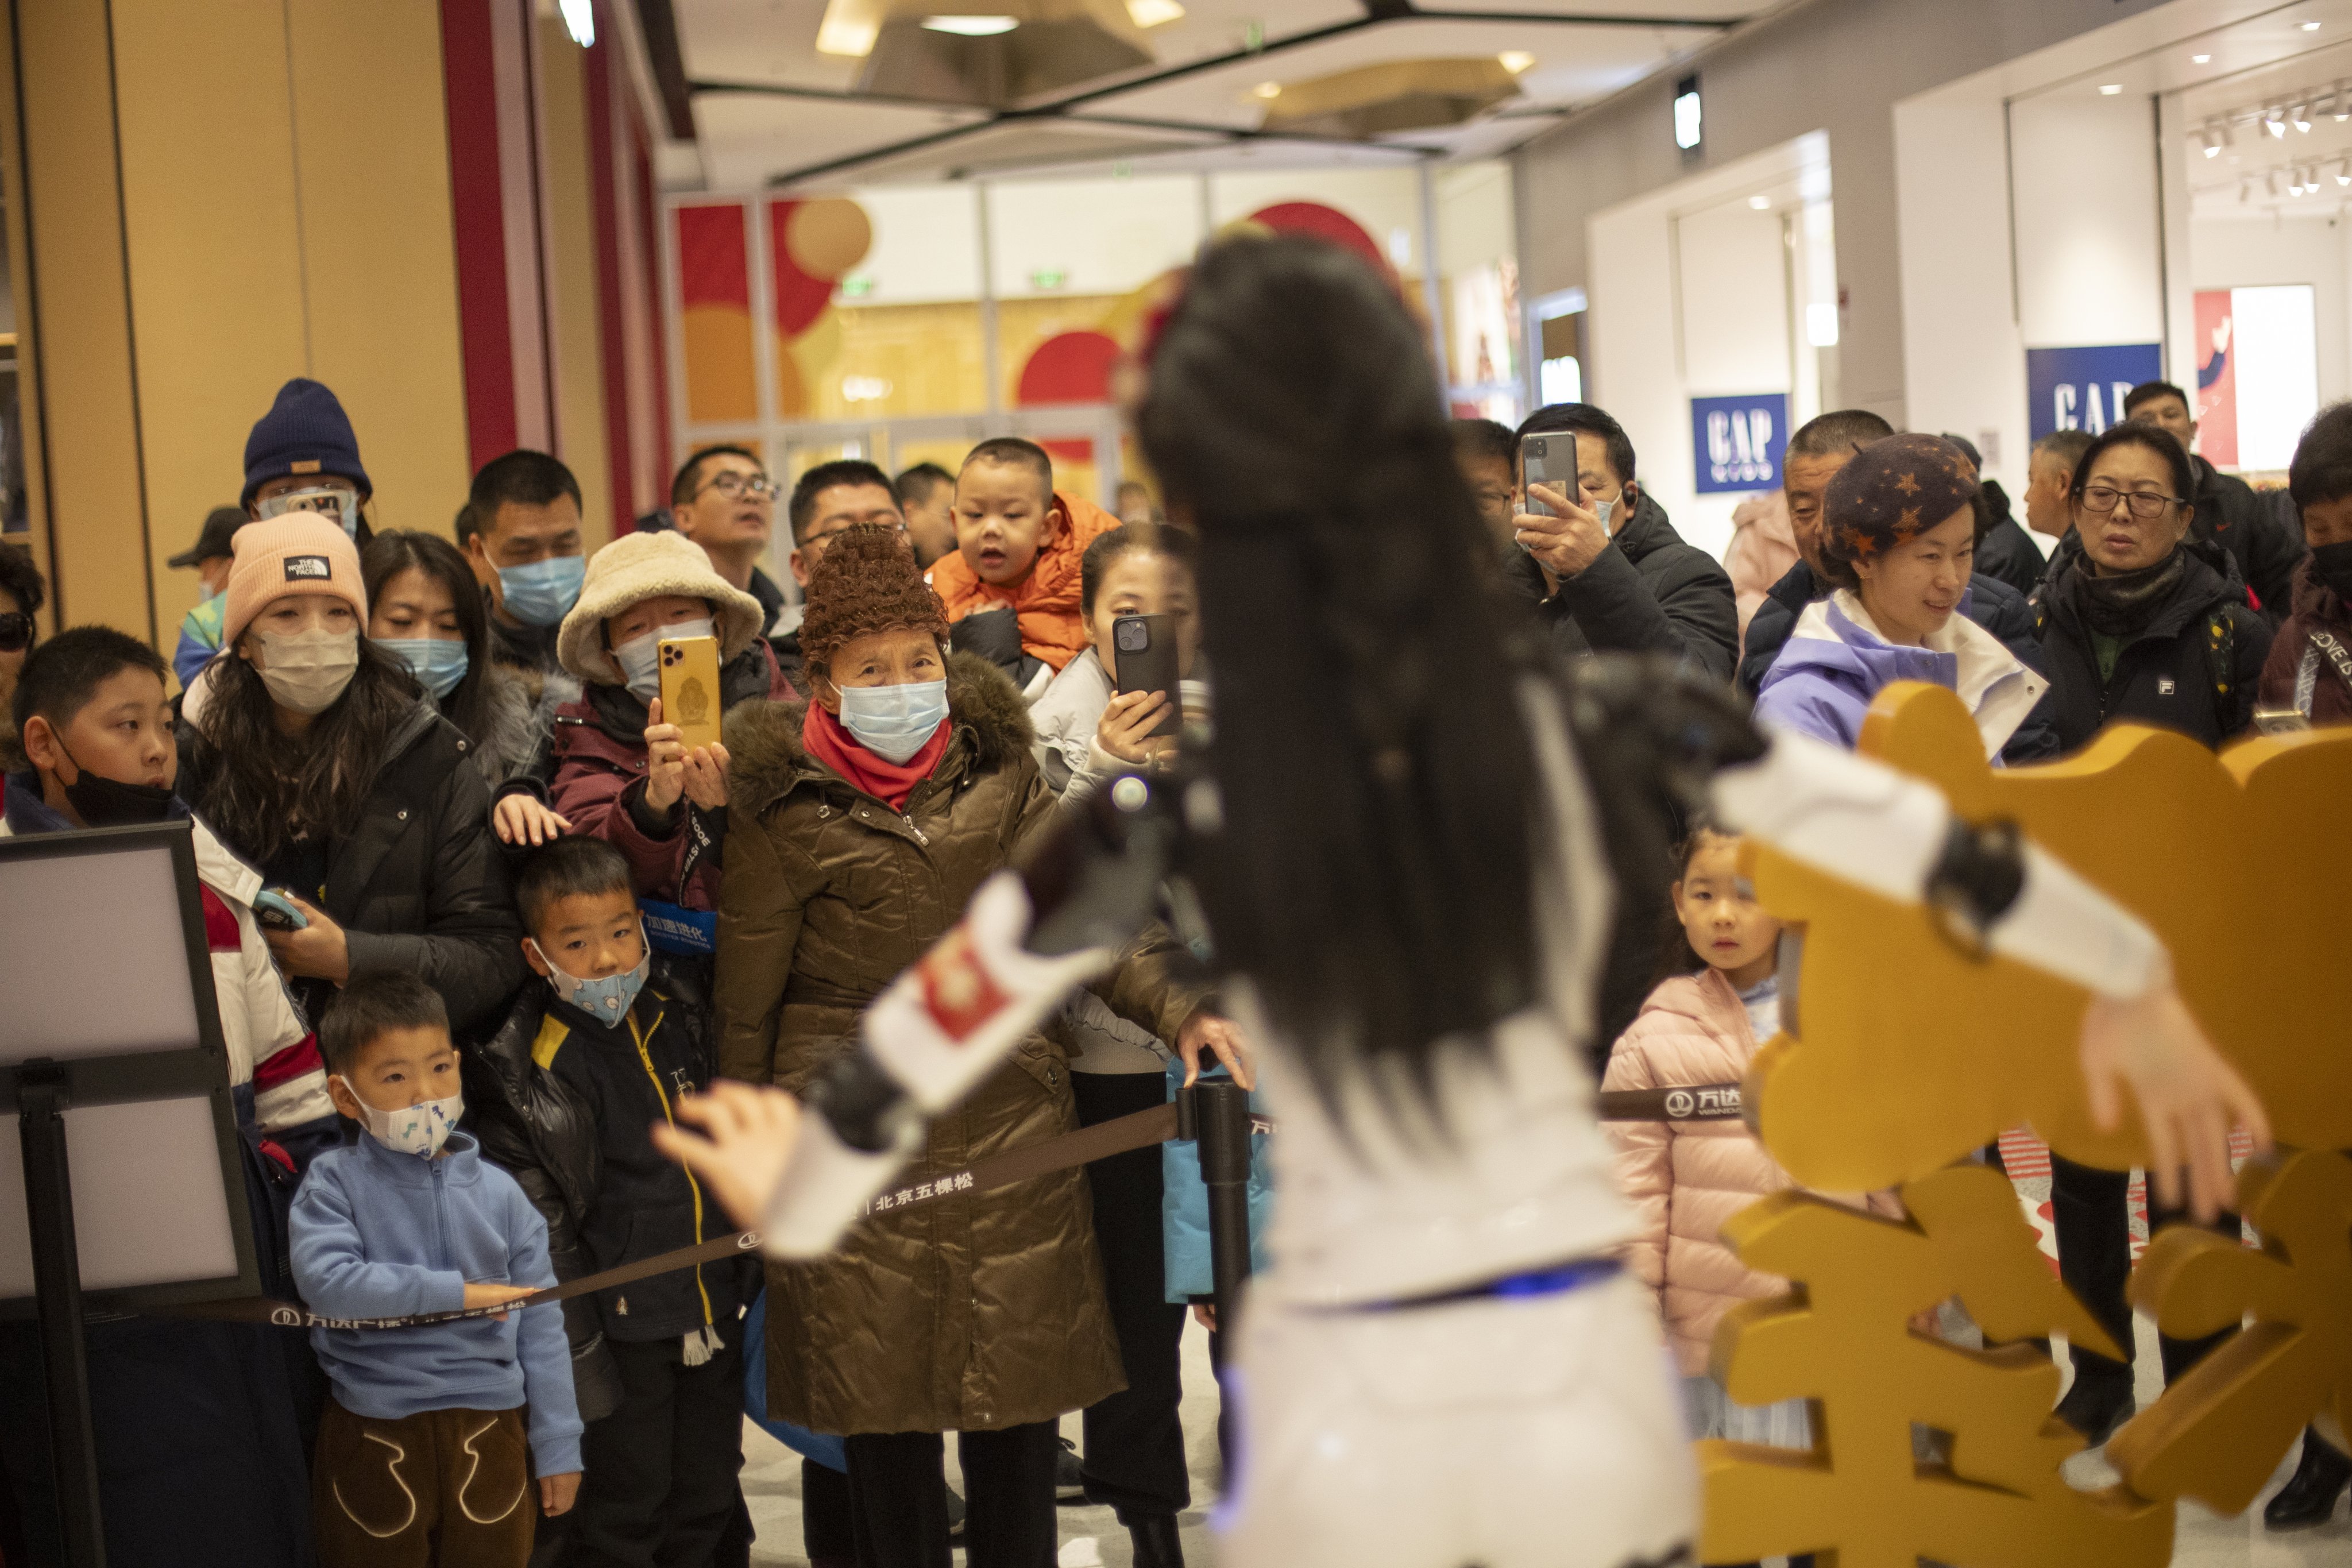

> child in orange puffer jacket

[{"left": 1603, "top": 828, "right": 1894, "bottom": 1491}]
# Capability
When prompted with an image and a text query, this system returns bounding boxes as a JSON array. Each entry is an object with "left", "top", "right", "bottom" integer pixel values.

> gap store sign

[
  {"left": 2025, "top": 342, "right": 2163, "bottom": 442},
  {"left": 1690, "top": 393, "right": 1789, "bottom": 494}
]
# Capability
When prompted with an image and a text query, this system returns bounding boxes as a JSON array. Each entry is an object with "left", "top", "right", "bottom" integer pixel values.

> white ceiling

[{"left": 666, "top": 0, "right": 1760, "bottom": 190}]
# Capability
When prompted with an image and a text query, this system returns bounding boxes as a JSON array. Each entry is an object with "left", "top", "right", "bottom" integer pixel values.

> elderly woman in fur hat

[
  {"left": 531, "top": 528, "right": 796, "bottom": 913},
  {"left": 716, "top": 524, "right": 1216, "bottom": 1568}
]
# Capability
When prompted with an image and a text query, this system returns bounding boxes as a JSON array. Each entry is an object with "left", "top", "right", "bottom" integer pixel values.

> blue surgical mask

[
  {"left": 380, "top": 637, "right": 469, "bottom": 700},
  {"left": 837, "top": 678, "right": 950, "bottom": 764},
  {"left": 530, "top": 930, "right": 650, "bottom": 1028},
  {"left": 612, "top": 616, "right": 714, "bottom": 702},
  {"left": 498, "top": 554, "right": 586, "bottom": 628}
]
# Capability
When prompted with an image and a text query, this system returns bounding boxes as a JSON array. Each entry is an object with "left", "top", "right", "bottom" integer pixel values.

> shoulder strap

[{"left": 2307, "top": 627, "right": 2352, "bottom": 698}]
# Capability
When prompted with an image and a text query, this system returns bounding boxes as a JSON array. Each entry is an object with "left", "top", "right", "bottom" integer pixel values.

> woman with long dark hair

[{"left": 178, "top": 515, "right": 526, "bottom": 1036}]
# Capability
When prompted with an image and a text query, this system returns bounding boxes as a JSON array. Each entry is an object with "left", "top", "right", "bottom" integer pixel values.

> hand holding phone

[
  {"left": 657, "top": 636, "right": 725, "bottom": 753},
  {"left": 253, "top": 889, "right": 311, "bottom": 931}
]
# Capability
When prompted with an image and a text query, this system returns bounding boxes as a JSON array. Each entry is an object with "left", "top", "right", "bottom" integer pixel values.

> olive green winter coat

[{"left": 717, "top": 652, "right": 1202, "bottom": 1434}]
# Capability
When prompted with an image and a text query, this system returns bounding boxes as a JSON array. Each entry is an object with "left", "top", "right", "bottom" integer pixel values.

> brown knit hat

[
  {"left": 1820, "top": 432, "right": 1979, "bottom": 590},
  {"left": 798, "top": 525, "right": 948, "bottom": 675}
]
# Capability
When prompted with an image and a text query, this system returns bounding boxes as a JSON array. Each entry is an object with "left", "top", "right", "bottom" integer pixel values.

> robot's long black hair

[{"left": 1136, "top": 234, "right": 1539, "bottom": 1104}]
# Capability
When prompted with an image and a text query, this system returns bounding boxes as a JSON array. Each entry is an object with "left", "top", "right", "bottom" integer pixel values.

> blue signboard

[
  {"left": 1691, "top": 393, "right": 1789, "bottom": 494},
  {"left": 2025, "top": 342, "right": 2163, "bottom": 442}
]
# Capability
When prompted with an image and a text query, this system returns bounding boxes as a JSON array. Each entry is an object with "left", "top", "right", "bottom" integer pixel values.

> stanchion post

[
  {"left": 17, "top": 1061, "right": 107, "bottom": 1567},
  {"left": 1191, "top": 1077, "right": 1254, "bottom": 1327}
]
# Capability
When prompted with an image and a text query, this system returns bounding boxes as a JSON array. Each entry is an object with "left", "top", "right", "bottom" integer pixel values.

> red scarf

[{"left": 802, "top": 701, "right": 951, "bottom": 813}]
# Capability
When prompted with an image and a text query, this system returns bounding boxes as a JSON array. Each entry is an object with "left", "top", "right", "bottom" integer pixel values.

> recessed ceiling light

[
  {"left": 1498, "top": 51, "right": 1536, "bottom": 74},
  {"left": 921, "top": 14, "right": 1019, "bottom": 36},
  {"left": 2304, "top": 19, "right": 2323, "bottom": 30},
  {"left": 1747, "top": 194, "right": 1770, "bottom": 210},
  {"left": 1125, "top": 0, "right": 1185, "bottom": 24},
  {"left": 1252, "top": 80, "right": 1282, "bottom": 99},
  {"left": 2099, "top": 83, "right": 2123, "bottom": 95},
  {"left": 2192, "top": 53, "right": 2212, "bottom": 64}
]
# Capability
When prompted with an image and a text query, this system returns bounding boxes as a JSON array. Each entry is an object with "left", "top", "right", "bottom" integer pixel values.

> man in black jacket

[
  {"left": 2121, "top": 381, "right": 2305, "bottom": 620},
  {"left": 1737, "top": 412, "right": 2060, "bottom": 761},
  {"left": 1939, "top": 433, "right": 2046, "bottom": 597},
  {"left": 1504, "top": 403, "right": 1737, "bottom": 682}
]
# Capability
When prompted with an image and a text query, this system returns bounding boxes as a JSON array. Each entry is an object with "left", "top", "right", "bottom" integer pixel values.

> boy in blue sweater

[{"left": 292, "top": 973, "right": 582, "bottom": 1567}]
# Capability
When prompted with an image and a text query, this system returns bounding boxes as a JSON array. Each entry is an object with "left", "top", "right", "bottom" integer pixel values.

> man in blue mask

[{"left": 459, "top": 449, "right": 588, "bottom": 693}]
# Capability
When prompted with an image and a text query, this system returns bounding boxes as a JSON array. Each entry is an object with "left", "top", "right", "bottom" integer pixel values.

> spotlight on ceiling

[
  {"left": 2304, "top": 18, "right": 2323, "bottom": 30},
  {"left": 2193, "top": 53, "right": 2212, "bottom": 64},
  {"left": 2099, "top": 83, "right": 2122, "bottom": 96},
  {"left": 1497, "top": 51, "right": 1535, "bottom": 75},
  {"left": 2267, "top": 105, "right": 2288, "bottom": 136},
  {"left": 2295, "top": 102, "right": 2315, "bottom": 132},
  {"left": 2336, "top": 157, "right": 2351, "bottom": 187},
  {"left": 2335, "top": 81, "right": 2350, "bottom": 121},
  {"left": 1252, "top": 79, "right": 1282, "bottom": 99},
  {"left": 1125, "top": 0, "right": 1184, "bottom": 24},
  {"left": 922, "top": 14, "right": 1018, "bottom": 33}
]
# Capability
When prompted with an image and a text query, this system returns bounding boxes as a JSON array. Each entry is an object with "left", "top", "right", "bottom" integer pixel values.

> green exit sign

[
  {"left": 839, "top": 273, "right": 875, "bottom": 298},
  {"left": 1029, "top": 267, "right": 1068, "bottom": 290}
]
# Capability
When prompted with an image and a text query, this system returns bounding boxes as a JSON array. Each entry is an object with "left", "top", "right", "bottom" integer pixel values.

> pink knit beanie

[{"left": 220, "top": 514, "right": 368, "bottom": 648}]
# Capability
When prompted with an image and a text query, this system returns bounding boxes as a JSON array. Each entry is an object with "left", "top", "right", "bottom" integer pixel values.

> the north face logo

[
  {"left": 283, "top": 555, "right": 331, "bottom": 581},
  {"left": 2156, "top": 675, "right": 2177, "bottom": 696}
]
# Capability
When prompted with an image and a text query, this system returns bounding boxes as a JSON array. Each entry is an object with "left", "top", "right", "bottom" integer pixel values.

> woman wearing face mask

[
  {"left": 361, "top": 532, "right": 566, "bottom": 844},
  {"left": 532, "top": 529, "right": 793, "bottom": 913},
  {"left": 1754, "top": 432, "right": 2054, "bottom": 763},
  {"left": 2256, "top": 402, "right": 2352, "bottom": 731},
  {"left": 718, "top": 524, "right": 1216, "bottom": 1568},
  {"left": 2034, "top": 420, "right": 2274, "bottom": 754},
  {"left": 176, "top": 515, "right": 528, "bottom": 1037}
]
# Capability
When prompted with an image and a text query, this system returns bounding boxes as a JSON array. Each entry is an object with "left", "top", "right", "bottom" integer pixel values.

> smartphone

[
  {"left": 2253, "top": 706, "right": 2312, "bottom": 737},
  {"left": 658, "top": 635, "right": 724, "bottom": 752},
  {"left": 1112, "top": 613, "right": 1182, "bottom": 740},
  {"left": 253, "top": 889, "right": 310, "bottom": 930},
  {"left": 1520, "top": 432, "right": 1571, "bottom": 519}
]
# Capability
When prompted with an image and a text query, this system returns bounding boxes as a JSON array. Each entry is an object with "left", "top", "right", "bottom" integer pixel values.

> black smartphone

[
  {"left": 1520, "top": 431, "right": 1570, "bottom": 519},
  {"left": 1111, "top": 613, "right": 1182, "bottom": 740}
]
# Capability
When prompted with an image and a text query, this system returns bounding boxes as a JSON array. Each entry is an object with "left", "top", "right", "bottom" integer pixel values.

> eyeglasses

[
  {"left": 0, "top": 612, "right": 33, "bottom": 654},
  {"left": 2077, "top": 484, "right": 2186, "bottom": 520},
  {"left": 700, "top": 471, "right": 776, "bottom": 501}
]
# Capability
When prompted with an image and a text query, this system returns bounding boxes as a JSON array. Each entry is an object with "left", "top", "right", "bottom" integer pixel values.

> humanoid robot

[{"left": 663, "top": 237, "right": 2264, "bottom": 1568}]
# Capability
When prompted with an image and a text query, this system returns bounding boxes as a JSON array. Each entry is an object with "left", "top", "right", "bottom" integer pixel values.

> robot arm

[
  {"left": 758, "top": 774, "right": 1185, "bottom": 1258},
  {"left": 1709, "top": 729, "right": 2164, "bottom": 999}
]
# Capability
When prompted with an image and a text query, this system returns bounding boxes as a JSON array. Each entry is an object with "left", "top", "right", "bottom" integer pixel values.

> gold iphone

[{"left": 658, "top": 635, "right": 724, "bottom": 752}]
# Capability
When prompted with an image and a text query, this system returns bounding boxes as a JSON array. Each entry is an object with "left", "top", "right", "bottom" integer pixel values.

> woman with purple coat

[{"left": 1752, "top": 432, "right": 2052, "bottom": 761}]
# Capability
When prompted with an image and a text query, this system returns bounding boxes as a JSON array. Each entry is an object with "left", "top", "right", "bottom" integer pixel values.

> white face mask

[
  {"left": 335, "top": 1077, "right": 463, "bottom": 1159},
  {"left": 612, "top": 616, "right": 714, "bottom": 702},
  {"left": 254, "top": 627, "right": 361, "bottom": 715}
]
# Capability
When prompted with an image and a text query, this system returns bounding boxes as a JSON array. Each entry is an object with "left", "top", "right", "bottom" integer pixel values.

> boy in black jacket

[{"left": 490, "top": 837, "right": 751, "bottom": 1568}]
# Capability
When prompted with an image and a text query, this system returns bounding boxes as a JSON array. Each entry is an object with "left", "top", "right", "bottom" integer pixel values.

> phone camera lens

[{"left": 1117, "top": 622, "right": 1147, "bottom": 652}]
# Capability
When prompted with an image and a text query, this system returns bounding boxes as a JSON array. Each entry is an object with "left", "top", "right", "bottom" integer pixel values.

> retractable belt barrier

[{"left": 165, "top": 1084, "right": 1736, "bottom": 1331}]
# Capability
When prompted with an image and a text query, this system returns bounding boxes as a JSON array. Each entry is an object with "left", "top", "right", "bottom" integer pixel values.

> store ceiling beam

[{"left": 631, "top": 0, "right": 700, "bottom": 140}]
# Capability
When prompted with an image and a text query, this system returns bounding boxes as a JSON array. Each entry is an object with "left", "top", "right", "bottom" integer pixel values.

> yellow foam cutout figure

[
  {"left": 1744, "top": 681, "right": 2352, "bottom": 1192},
  {"left": 2107, "top": 1149, "right": 2352, "bottom": 1513},
  {"left": 1701, "top": 1165, "right": 2169, "bottom": 1568}
]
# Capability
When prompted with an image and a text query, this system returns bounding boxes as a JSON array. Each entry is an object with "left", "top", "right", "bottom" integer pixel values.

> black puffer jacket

[
  {"left": 179, "top": 697, "right": 529, "bottom": 1037},
  {"left": 2031, "top": 535, "right": 2275, "bottom": 754},
  {"left": 464, "top": 990, "right": 621, "bottom": 1425},
  {"left": 2189, "top": 458, "right": 2305, "bottom": 622},
  {"left": 1502, "top": 493, "right": 1739, "bottom": 683},
  {"left": 1738, "top": 560, "right": 2059, "bottom": 763},
  {"left": 468, "top": 971, "right": 755, "bottom": 1366}
]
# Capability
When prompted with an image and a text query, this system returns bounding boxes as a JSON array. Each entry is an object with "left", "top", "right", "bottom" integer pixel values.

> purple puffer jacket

[{"left": 1751, "top": 592, "right": 2048, "bottom": 759}]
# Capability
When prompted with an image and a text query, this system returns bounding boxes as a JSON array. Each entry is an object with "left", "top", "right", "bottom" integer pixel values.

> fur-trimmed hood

[{"left": 725, "top": 649, "right": 1034, "bottom": 812}]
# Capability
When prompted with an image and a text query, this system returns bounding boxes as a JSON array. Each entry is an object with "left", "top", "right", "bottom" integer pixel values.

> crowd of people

[{"left": 0, "top": 238, "right": 2343, "bottom": 1568}]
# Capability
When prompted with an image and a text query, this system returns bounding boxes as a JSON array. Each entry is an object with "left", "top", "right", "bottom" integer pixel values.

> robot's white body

[
  {"left": 758, "top": 693, "right": 2165, "bottom": 1568},
  {"left": 1216, "top": 687, "right": 1698, "bottom": 1568}
]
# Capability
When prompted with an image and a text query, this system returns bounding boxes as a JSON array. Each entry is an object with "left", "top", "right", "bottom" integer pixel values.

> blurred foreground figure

[{"left": 663, "top": 236, "right": 2265, "bottom": 1568}]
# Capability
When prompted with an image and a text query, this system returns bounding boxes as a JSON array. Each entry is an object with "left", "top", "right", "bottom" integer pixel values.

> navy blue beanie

[{"left": 241, "top": 378, "right": 370, "bottom": 507}]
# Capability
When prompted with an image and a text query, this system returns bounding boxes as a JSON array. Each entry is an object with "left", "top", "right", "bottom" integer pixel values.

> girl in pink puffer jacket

[{"left": 1604, "top": 828, "right": 1856, "bottom": 1462}]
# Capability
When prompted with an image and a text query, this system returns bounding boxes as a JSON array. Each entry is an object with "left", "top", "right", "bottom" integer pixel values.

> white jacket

[{"left": 0, "top": 805, "right": 330, "bottom": 1133}]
